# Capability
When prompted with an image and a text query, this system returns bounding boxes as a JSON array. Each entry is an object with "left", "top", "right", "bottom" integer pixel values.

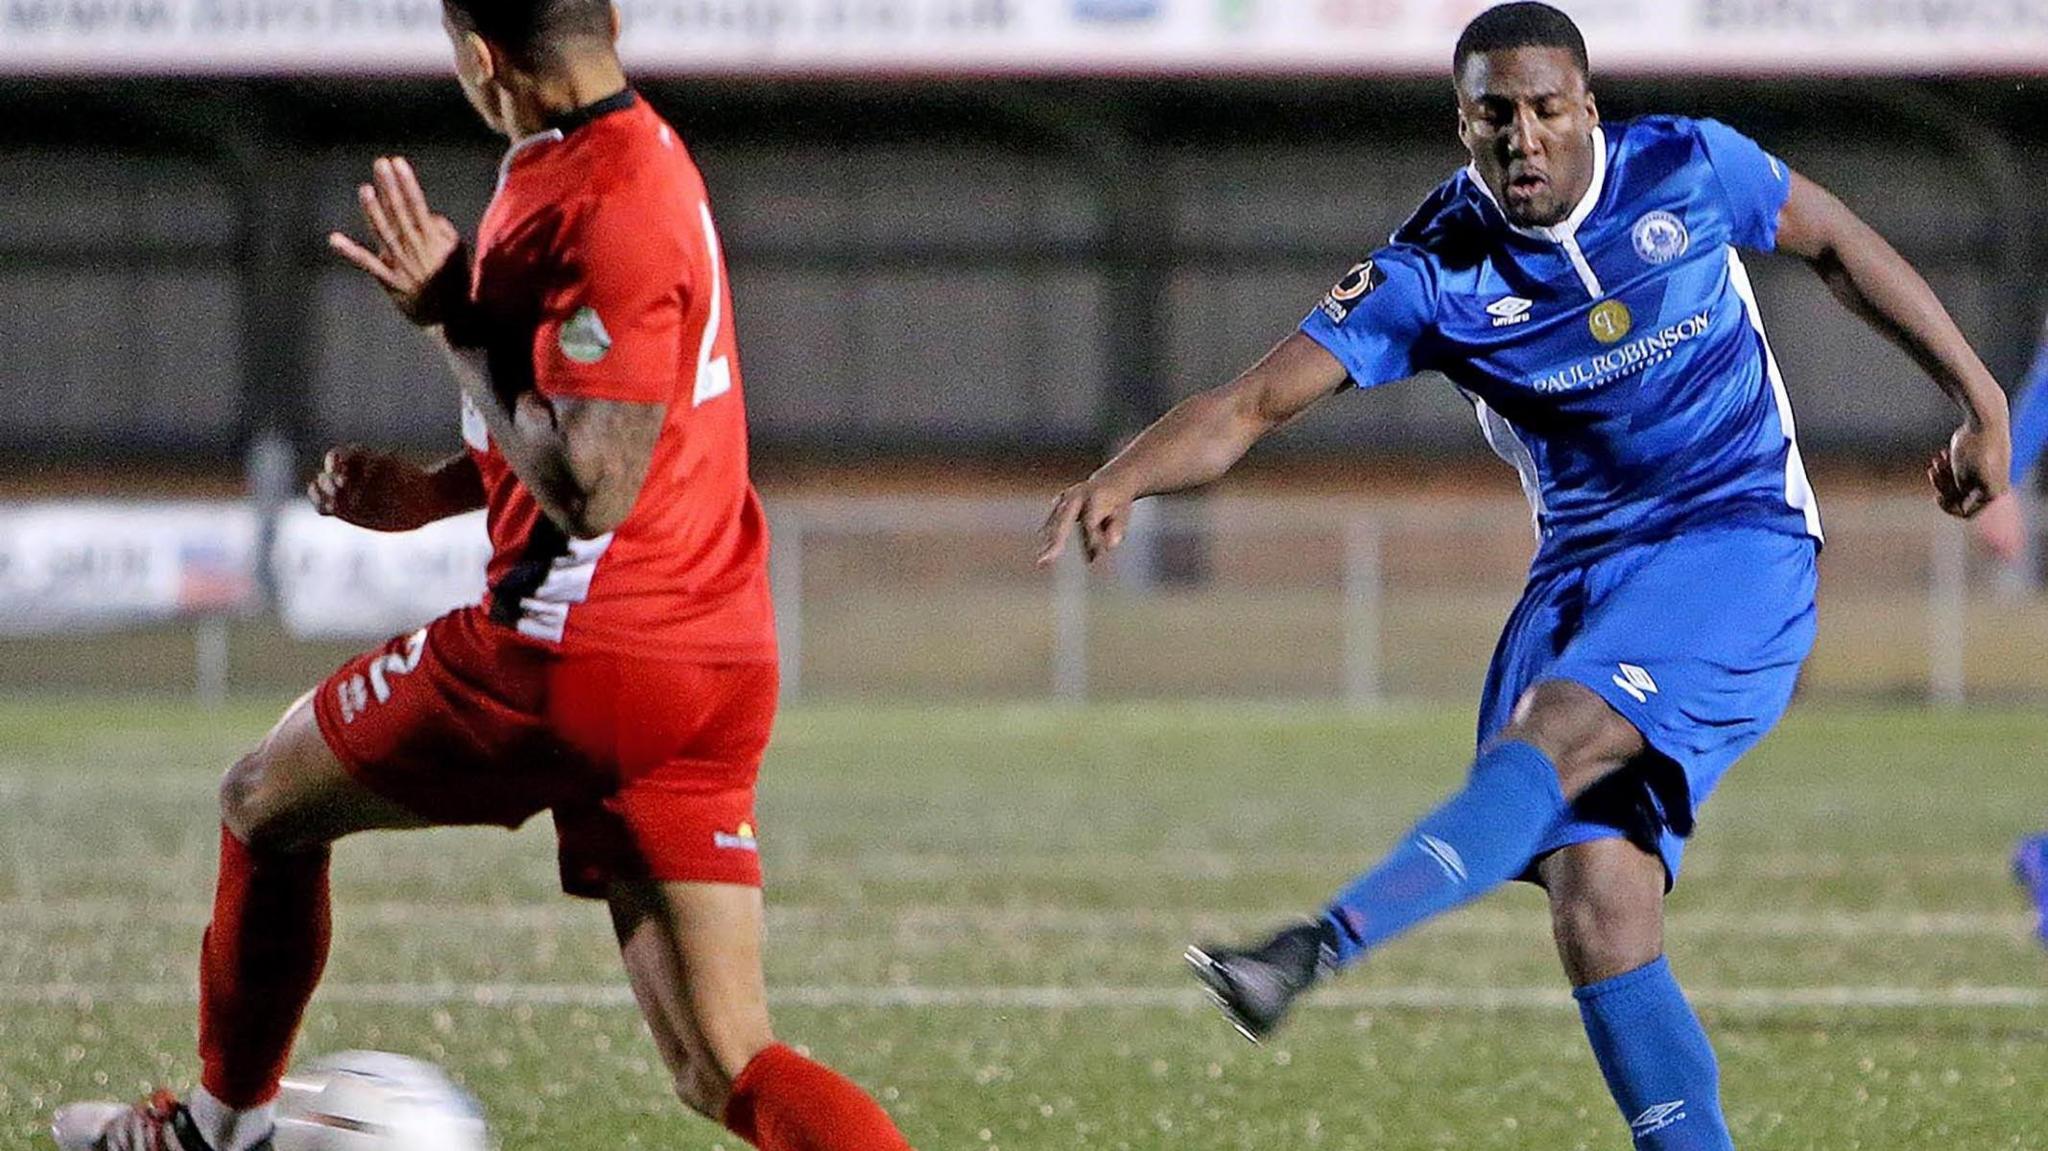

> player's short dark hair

[
  {"left": 441, "top": 0, "right": 613, "bottom": 65},
  {"left": 1453, "top": 2, "right": 1590, "bottom": 81}
]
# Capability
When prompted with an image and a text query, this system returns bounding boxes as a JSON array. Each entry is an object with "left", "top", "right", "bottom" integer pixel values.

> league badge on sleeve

[
  {"left": 1631, "top": 211, "right": 1690, "bottom": 265},
  {"left": 1318, "top": 260, "right": 1386, "bottom": 323},
  {"left": 558, "top": 305, "right": 613, "bottom": 364}
]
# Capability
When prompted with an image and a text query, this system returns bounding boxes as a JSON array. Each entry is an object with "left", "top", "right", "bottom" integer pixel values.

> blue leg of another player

[{"left": 2015, "top": 833, "right": 2048, "bottom": 944}]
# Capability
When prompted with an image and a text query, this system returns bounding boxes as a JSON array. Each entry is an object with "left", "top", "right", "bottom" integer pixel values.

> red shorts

[{"left": 312, "top": 606, "right": 778, "bottom": 896}]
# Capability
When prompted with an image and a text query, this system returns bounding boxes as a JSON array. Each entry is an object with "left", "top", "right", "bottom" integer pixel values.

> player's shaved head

[
  {"left": 441, "top": 0, "right": 614, "bottom": 66},
  {"left": 1452, "top": 3, "right": 1599, "bottom": 229},
  {"left": 1454, "top": 2, "right": 1590, "bottom": 82}
]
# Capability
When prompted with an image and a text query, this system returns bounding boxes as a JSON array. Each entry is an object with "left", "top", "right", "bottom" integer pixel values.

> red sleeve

[{"left": 532, "top": 192, "right": 689, "bottom": 404}]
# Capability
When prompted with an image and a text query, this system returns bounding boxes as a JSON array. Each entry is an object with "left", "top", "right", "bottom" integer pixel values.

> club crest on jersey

[
  {"left": 1631, "top": 211, "right": 1689, "bottom": 265},
  {"left": 1319, "top": 260, "right": 1386, "bottom": 323},
  {"left": 558, "top": 306, "right": 612, "bottom": 364}
]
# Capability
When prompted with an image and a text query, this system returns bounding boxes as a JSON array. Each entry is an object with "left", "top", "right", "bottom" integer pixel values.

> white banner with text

[
  {"left": 0, "top": 502, "right": 259, "bottom": 635},
  {"left": 271, "top": 504, "right": 490, "bottom": 640},
  {"left": 0, "top": 501, "right": 491, "bottom": 641},
  {"left": 7, "top": 0, "right": 2048, "bottom": 76}
]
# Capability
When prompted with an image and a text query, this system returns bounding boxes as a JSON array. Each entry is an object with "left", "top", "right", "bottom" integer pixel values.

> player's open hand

[
  {"left": 310, "top": 445, "right": 438, "bottom": 533},
  {"left": 1038, "top": 479, "right": 1134, "bottom": 566},
  {"left": 1928, "top": 421, "right": 2010, "bottom": 520},
  {"left": 328, "top": 156, "right": 467, "bottom": 327}
]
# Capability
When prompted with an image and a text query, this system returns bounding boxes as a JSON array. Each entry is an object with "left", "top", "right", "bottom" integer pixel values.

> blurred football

[{"left": 272, "top": 1051, "right": 489, "bottom": 1151}]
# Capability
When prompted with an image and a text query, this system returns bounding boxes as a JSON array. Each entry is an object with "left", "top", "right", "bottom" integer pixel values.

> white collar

[
  {"left": 1467, "top": 124, "right": 1608, "bottom": 244},
  {"left": 497, "top": 127, "right": 565, "bottom": 191}
]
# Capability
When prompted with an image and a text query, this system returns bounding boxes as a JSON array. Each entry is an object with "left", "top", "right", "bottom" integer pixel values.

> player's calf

[
  {"left": 1541, "top": 838, "right": 1665, "bottom": 986},
  {"left": 1545, "top": 843, "right": 1732, "bottom": 1150},
  {"left": 612, "top": 882, "right": 912, "bottom": 1149}
]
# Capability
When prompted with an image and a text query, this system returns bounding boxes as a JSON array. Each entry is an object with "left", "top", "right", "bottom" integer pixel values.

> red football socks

[
  {"left": 723, "top": 1044, "right": 913, "bottom": 1151},
  {"left": 197, "top": 826, "right": 333, "bottom": 1108}
]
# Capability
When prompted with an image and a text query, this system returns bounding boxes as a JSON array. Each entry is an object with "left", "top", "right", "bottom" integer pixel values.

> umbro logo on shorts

[{"left": 1612, "top": 663, "right": 1659, "bottom": 704}]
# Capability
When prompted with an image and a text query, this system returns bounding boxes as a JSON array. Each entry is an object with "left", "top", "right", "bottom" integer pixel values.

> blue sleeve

[
  {"left": 1298, "top": 249, "right": 1435, "bottom": 390},
  {"left": 1694, "top": 118, "right": 1793, "bottom": 252},
  {"left": 2010, "top": 331, "right": 2048, "bottom": 486}
]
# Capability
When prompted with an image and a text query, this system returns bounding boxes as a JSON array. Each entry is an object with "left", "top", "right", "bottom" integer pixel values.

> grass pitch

[{"left": 0, "top": 698, "right": 2043, "bottom": 1149}]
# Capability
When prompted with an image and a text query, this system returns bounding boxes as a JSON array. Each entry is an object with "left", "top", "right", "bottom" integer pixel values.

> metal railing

[{"left": 0, "top": 493, "right": 2036, "bottom": 705}]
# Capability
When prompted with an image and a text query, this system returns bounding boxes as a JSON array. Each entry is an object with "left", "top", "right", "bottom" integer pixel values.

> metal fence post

[
  {"left": 1053, "top": 546, "right": 1089, "bottom": 703},
  {"left": 1342, "top": 515, "right": 1384, "bottom": 708},
  {"left": 1928, "top": 518, "right": 1967, "bottom": 708},
  {"left": 195, "top": 618, "right": 230, "bottom": 707},
  {"left": 772, "top": 512, "right": 804, "bottom": 702}
]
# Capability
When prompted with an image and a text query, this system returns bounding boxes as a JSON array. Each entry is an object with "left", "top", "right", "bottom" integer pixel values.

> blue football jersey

[{"left": 1302, "top": 116, "right": 1823, "bottom": 572}]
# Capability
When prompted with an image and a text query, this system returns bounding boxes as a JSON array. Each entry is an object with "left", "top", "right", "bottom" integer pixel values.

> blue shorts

[{"left": 1477, "top": 526, "right": 1819, "bottom": 887}]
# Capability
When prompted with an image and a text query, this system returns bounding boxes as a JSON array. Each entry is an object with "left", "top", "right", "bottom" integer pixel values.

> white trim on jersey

[
  {"left": 1722, "top": 247, "right": 1825, "bottom": 541},
  {"left": 438, "top": 337, "right": 620, "bottom": 646},
  {"left": 1467, "top": 126, "right": 1609, "bottom": 298},
  {"left": 1558, "top": 236, "right": 1604, "bottom": 298},
  {"left": 1469, "top": 391, "right": 1547, "bottom": 535},
  {"left": 497, "top": 128, "right": 564, "bottom": 192},
  {"left": 513, "top": 533, "right": 616, "bottom": 644}
]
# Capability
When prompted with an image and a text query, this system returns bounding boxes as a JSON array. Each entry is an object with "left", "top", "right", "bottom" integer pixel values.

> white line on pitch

[
  {"left": 2, "top": 983, "right": 2042, "bottom": 1010},
  {"left": 0, "top": 901, "right": 2031, "bottom": 939}
]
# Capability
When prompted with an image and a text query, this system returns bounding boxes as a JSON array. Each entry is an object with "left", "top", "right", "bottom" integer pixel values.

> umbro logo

[
  {"left": 1418, "top": 834, "right": 1469, "bottom": 883},
  {"left": 1486, "top": 296, "right": 1534, "bottom": 327},
  {"left": 1612, "top": 663, "right": 1659, "bottom": 705},
  {"left": 1629, "top": 1099, "right": 1687, "bottom": 1136}
]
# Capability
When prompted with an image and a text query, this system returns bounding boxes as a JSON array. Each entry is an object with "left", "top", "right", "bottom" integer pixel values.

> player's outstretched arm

[
  {"left": 309, "top": 447, "right": 485, "bottom": 532},
  {"left": 1773, "top": 171, "right": 2011, "bottom": 518},
  {"left": 1038, "top": 333, "right": 1348, "bottom": 565}
]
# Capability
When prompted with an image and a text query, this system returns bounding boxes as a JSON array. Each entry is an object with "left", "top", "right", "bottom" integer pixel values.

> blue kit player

[
  {"left": 1973, "top": 316, "right": 2048, "bottom": 942},
  {"left": 1039, "top": 4, "right": 2011, "bottom": 1147}
]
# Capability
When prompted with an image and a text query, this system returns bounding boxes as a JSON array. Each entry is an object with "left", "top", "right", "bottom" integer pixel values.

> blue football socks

[
  {"left": 1576, "top": 957, "right": 1734, "bottom": 1150},
  {"left": 1321, "top": 740, "right": 1569, "bottom": 964},
  {"left": 2015, "top": 833, "right": 2048, "bottom": 945}
]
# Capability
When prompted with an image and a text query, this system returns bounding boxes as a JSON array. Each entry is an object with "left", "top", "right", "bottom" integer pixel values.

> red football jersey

[{"left": 459, "top": 90, "right": 775, "bottom": 663}]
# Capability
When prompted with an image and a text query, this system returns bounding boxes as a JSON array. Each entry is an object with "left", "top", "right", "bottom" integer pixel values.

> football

[{"left": 271, "top": 1052, "right": 489, "bottom": 1151}]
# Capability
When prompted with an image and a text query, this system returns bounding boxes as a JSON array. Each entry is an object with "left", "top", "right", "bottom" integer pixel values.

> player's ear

[
  {"left": 1584, "top": 88, "right": 1600, "bottom": 126},
  {"left": 467, "top": 31, "right": 503, "bottom": 85},
  {"left": 607, "top": 2, "right": 622, "bottom": 44},
  {"left": 450, "top": 27, "right": 497, "bottom": 87}
]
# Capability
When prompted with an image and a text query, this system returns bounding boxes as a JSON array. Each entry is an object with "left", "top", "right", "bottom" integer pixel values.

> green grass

[{"left": 0, "top": 698, "right": 2044, "bottom": 1149}]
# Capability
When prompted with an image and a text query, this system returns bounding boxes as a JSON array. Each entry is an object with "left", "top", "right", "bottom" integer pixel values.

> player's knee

[
  {"left": 219, "top": 752, "right": 299, "bottom": 852},
  {"left": 1505, "top": 681, "right": 1645, "bottom": 796},
  {"left": 1550, "top": 880, "right": 1662, "bottom": 985}
]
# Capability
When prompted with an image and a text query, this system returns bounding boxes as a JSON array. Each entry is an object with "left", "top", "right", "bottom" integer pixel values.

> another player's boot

[
  {"left": 1185, "top": 919, "right": 1337, "bottom": 1042},
  {"left": 2014, "top": 833, "right": 2048, "bottom": 945},
  {"left": 52, "top": 1091, "right": 270, "bottom": 1151}
]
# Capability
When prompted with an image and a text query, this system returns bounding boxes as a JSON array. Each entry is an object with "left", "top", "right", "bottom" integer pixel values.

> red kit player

[{"left": 52, "top": 3, "right": 914, "bottom": 1150}]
